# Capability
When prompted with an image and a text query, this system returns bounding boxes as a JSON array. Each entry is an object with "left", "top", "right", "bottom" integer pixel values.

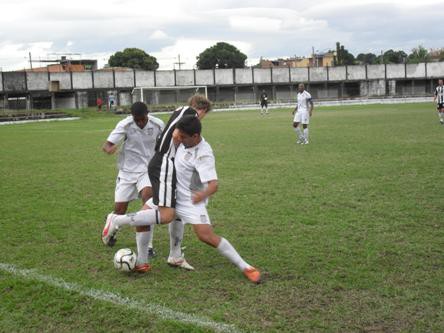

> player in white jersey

[
  {"left": 102, "top": 102, "right": 164, "bottom": 272},
  {"left": 433, "top": 79, "right": 444, "bottom": 125},
  {"left": 292, "top": 83, "right": 314, "bottom": 144}
]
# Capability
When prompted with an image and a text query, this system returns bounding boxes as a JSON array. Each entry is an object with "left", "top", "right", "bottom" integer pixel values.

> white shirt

[
  {"left": 297, "top": 90, "right": 312, "bottom": 113},
  {"left": 107, "top": 115, "right": 164, "bottom": 173},
  {"left": 175, "top": 138, "right": 218, "bottom": 206}
]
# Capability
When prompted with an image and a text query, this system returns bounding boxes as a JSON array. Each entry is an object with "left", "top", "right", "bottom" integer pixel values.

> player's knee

[
  {"left": 136, "top": 225, "right": 150, "bottom": 232},
  {"left": 293, "top": 122, "right": 298, "bottom": 128},
  {"left": 159, "top": 208, "right": 175, "bottom": 224}
]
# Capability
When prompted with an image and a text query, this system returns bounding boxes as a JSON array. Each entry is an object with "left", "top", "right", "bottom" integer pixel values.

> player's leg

[
  {"left": 166, "top": 218, "right": 194, "bottom": 270},
  {"left": 293, "top": 121, "right": 304, "bottom": 144},
  {"left": 302, "top": 124, "right": 309, "bottom": 144},
  {"left": 438, "top": 106, "right": 444, "bottom": 124},
  {"left": 265, "top": 102, "right": 269, "bottom": 114},
  {"left": 192, "top": 224, "right": 261, "bottom": 283},
  {"left": 260, "top": 102, "right": 264, "bottom": 115},
  {"left": 139, "top": 184, "right": 156, "bottom": 258}
]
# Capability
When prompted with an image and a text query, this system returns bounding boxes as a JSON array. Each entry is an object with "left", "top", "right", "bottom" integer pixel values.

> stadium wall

[{"left": 1, "top": 62, "right": 443, "bottom": 110}]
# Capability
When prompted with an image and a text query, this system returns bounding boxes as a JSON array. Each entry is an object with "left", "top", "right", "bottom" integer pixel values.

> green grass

[{"left": 0, "top": 103, "right": 443, "bottom": 332}]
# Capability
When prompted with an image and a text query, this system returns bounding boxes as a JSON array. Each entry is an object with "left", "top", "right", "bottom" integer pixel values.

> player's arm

[
  {"left": 433, "top": 89, "right": 437, "bottom": 102},
  {"left": 292, "top": 104, "right": 297, "bottom": 115},
  {"left": 192, "top": 180, "right": 218, "bottom": 204},
  {"left": 102, "top": 141, "right": 118, "bottom": 154},
  {"left": 308, "top": 99, "right": 314, "bottom": 117}
]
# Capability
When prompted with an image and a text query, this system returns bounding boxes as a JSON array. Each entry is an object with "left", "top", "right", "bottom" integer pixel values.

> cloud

[{"left": 149, "top": 30, "right": 168, "bottom": 40}]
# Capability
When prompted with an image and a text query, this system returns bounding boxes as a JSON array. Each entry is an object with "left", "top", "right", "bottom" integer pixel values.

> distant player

[
  {"left": 260, "top": 90, "right": 269, "bottom": 115},
  {"left": 433, "top": 79, "right": 444, "bottom": 125},
  {"left": 102, "top": 102, "right": 164, "bottom": 272},
  {"left": 102, "top": 95, "right": 212, "bottom": 271},
  {"left": 292, "top": 83, "right": 313, "bottom": 144}
]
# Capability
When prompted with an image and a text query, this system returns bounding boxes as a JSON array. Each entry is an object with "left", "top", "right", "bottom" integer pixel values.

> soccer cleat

[
  {"left": 243, "top": 266, "right": 261, "bottom": 284},
  {"left": 167, "top": 256, "right": 195, "bottom": 271},
  {"left": 303, "top": 140, "right": 309, "bottom": 145},
  {"left": 148, "top": 247, "right": 156, "bottom": 258},
  {"left": 134, "top": 263, "right": 151, "bottom": 273},
  {"left": 102, "top": 213, "right": 119, "bottom": 246},
  {"left": 296, "top": 138, "right": 304, "bottom": 144}
]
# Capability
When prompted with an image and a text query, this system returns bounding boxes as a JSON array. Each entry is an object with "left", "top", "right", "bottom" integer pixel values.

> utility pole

[{"left": 174, "top": 54, "right": 185, "bottom": 70}]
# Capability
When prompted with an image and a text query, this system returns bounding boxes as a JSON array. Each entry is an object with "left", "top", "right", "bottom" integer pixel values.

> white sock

[
  {"left": 148, "top": 225, "right": 154, "bottom": 248},
  {"left": 439, "top": 112, "right": 444, "bottom": 121},
  {"left": 217, "top": 238, "right": 250, "bottom": 271},
  {"left": 294, "top": 127, "right": 303, "bottom": 140},
  {"left": 303, "top": 128, "right": 309, "bottom": 141},
  {"left": 114, "top": 209, "right": 160, "bottom": 227},
  {"left": 136, "top": 231, "right": 150, "bottom": 265},
  {"left": 169, "top": 219, "right": 184, "bottom": 258}
]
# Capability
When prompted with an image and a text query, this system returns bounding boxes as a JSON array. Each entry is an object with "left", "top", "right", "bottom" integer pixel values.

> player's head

[
  {"left": 131, "top": 102, "right": 149, "bottom": 129},
  {"left": 176, "top": 115, "right": 202, "bottom": 148},
  {"left": 439, "top": 79, "right": 443, "bottom": 86},
  {"left": 188, "top": 95, "right": 213, "bottom": 120},
  {"left": 298, "top": 83, "right": 305, "bottom": 93}
]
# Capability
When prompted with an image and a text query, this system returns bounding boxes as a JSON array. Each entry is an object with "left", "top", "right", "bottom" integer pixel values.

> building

[{"left": 259, "top": 52, "right": 335, "bottom": 69}]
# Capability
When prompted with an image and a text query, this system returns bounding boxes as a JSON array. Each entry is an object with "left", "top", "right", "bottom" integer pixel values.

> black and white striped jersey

[
  {"left": 435, "top": 85, "right": 444, "bottom": 104},
  {"left": 155, "top": 106, "right": 198, "bottom": 155}
]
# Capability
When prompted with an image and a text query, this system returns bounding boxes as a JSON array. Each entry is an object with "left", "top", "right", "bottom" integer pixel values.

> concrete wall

[
  {"left": 76, "top": 91, "right": 89, "bottom": 108},
  {"left": 290, "top": 68, "right": 309, "bottom": 83},
  {"left": 50, "top": 72, "right": 72, "bottom": 90},
  {"left": 176, "top": 70, "right": 194, "bottom": 86},
  {"left": 235, "top": 68, "right": 253, "bottom": 84},
  {"left": 427, "top": 62, "right": 444, "bottom": 78},
  {"left": 115, "top": 71, "right": 134, "bottom": 88},
  {"left": 254, "top": 68, "right": 271, "bottom": 84},
  {"left": 347, "top": 65, "right": 366, "bottom": 80},
  {"left": 3, "top": 72, "right": 26, "bottom": 92},
  {"left": 135, "top": 70, "right": 155, "bottom": 87},
  {"left": 0, "top": 72, "right": 2, "bottom": 91},
  {"left": 55, "top": 94, "right": 76, "bottom": 109},
  {"left": 406, "top": 64, "right": 426, "bottom": 78},
  {"left": 310, "top": 67, "right": 328, "bottom": 81},
  {"left": 195, "top": 69, "right": 214, "bottom": 85},
  {"left": 215, "top": 69, "right": 234, "bottom": 85},
  {"left": 329, "top": 66, "right": 346, "bottom": 81},
  {"left": 73, "top": 72, "right": 93, "bottom": 89},
  {"left": 273, "top": 68, "right": 290, "bottom": 83},
  {"left": 119, "top": 91, "right": 132, "bottom": 105},
  {"left": 94, "top": 71, "right": 114, "bottom": 88},
  {"left": 386, "top": 64, "right": 405, "bottom": 79},
  {"left": 27, "top": 72, "right": 48, "bottom": 91},
  {"left": 156, "top": 70, "right": 175, "bottom": 86},
  {"left": 367, "top": 65, "right": 385, "bottom": 79},
  {"left": 368, "top": 79, "right": 386, "bottom": 96}
]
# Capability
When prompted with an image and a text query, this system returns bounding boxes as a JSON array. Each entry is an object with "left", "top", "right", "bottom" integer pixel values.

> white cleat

[
  {"left": 303, "top": 140, "right": 309, "bottom": 145},
  {"left": 102, "top": 213, "right": 119, "bottom": 246},
  {"left": 167, "top": 256, "right": 195, "bottom": 271},
  {"left": 296, "top": 138, "right": 304, "bottom": 144}
]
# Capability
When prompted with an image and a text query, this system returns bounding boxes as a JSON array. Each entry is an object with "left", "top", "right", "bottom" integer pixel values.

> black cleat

[{"left": 148, "top": 247, "right": 156, "bottom": 258}]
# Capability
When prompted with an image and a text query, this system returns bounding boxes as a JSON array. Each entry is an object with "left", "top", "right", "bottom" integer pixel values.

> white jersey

[
  {"left": 107, "top": 115, "right": 164, "bottom": 173},
  {"left": 175, "top": 139, "right": 218, "bottom": 207},
  {"left": 297, "top": 90, "right": 312, "bottom": 113}
]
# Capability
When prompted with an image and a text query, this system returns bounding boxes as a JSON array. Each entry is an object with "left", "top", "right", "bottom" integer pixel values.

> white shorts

[
  {"left": 115, "top": 171, "right": 151, "bottom": 202},
  {"left": 144, "top": 198, "right": 211, "bottom": 225},
  {"left": 294, "top": 111, "right": 309, "bottom": 124}
]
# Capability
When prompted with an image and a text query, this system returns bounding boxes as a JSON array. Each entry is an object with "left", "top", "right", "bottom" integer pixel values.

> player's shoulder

[
  {"left": 148, "top": 114, "right": 165, "bottom": 129},
  {"left": 197, "top": 139, "right": 214, "bottom": 157},
  {"left": 116, "top": 115, "right": 133, "bottom": 128},
  {"left": 304, "top": 91, "right": 312, "bottom": 98}
]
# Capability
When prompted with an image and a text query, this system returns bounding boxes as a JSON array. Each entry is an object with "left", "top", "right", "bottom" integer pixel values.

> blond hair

[{"left": 188, "top": 94, "right": 213, "bottom": 113}]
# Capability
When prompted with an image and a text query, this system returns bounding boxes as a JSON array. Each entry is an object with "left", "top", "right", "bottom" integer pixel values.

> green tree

[
  {"left": 380, "top": 49, "right": 407, "bottom": 64},
  {"left": 334, "top": 42, "right": 355, "bottom": 66},
  {"left": 108, "top": 48, "right": 159, "bottom": 70},
  {"left": 407, "top": 45, "right": 430, "bottom": 64},
  {"left": 356, "top": 53, "right": 378, "bottom": 65},
  {"left": 196, "top": 42, "right": 247, "bottom": 69}
]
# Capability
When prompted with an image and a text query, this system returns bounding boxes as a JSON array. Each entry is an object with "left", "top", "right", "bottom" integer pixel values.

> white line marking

[
  {"left": 0, "top": 117, "right": 80, "bottom": 125},
  {"left": 0, "top": 263, "right": 240, "bottom": 333}
]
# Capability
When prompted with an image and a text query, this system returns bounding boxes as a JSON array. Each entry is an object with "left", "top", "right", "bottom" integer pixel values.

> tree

[
  {"left": 407, "top": 45, "right": 430, "bottom": 64},
  {"left": 196, "top": 42, "right": 247, "bottom": 69},
  {"left": 356, "top": 53, "right": 378, "bottom": 65},
  {"left": 108, "top": 48, "right": 159, "bottom": 70},
  {"left": 334, "top": 42, "right": 355, "bottom": 66},
  {"left": 380, "top": 49, "right": 407, "bottom": 64}
]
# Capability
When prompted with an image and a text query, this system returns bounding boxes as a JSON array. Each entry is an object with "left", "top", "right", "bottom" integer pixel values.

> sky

[{"left": 0, "top": 0, "right": 443, "bottom": 71}]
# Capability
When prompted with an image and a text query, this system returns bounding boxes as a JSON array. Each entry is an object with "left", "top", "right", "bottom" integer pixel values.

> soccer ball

[{"left": 113, "top": 248, "right": 137, "bottom": 272}]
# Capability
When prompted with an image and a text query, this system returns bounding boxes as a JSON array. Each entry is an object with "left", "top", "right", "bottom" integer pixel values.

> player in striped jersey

[
  {"left": 102, "top": 95, "right": 212, "bottom": 271},
  {"left": 433, "top": 79, "right": 444, "bottom": 125}
]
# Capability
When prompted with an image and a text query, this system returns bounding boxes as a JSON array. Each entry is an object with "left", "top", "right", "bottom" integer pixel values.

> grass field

[{"left": 0, "top": 103, "right": 443, "bottom": 332}]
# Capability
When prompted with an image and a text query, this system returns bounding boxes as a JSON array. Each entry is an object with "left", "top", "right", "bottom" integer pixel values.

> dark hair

[
  {"left": 188, "top": 95, "right": 213, "bottom": 113},
  {"left": 131, "top": 102, "right": 148, "bottom": 116},
  {"left": 176, "top": 115, "right": 201, "bottom": 136}
]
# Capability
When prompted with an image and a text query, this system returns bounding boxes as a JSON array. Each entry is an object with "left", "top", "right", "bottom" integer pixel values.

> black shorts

[
  {"left": 148, "top": 152, "right": 177, "bottom": 208},
  {"left": 261, "top": 100, "right": 268, "bottom": 107},
  {"left": 437, "top": 103, "right": 444, "bottom": 110}
]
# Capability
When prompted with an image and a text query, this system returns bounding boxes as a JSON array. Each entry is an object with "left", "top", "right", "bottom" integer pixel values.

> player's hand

[{"left": 192, "top": 191, "right": 206, "bottom": 204}]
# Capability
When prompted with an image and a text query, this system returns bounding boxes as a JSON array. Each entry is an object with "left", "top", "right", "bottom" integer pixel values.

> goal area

[{"left": 131, "top": 86, "right": 208, "bottom": 106}]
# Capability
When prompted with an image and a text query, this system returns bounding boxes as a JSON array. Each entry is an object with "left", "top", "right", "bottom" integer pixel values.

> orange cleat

[
  {"left": 243, "top": 266, "right": 261, "bottom": 284},
  {"left": 134, "top": 263, "right": 151, "bottom": 273}
]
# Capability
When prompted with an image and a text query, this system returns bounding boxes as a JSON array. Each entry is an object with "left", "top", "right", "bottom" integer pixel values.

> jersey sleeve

[
  {"left": 435, "top": 88, "right": 438, "bottom": 96},
  {"left": 106, "top": 117, "right": 131, "bottom": 144},
  {"left": 196, "top": 150, "right": 218, "bottom": 183},
  {"left": 306, "top": 92, "right": 312, "bottom": 100}
]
